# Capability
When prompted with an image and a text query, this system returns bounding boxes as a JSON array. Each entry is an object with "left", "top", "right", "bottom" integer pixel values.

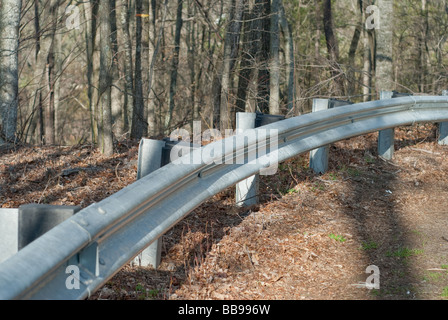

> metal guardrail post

[
  {"left": 439, "top": 90, "right": 448, "bottom": 145},
  {"left": 133, "top": 138, "right": 200, "bottom": 268},
  {"left": 0, "top": 209, "right": 18, "bottom": 264},
  {"left": 133, "top": 138, "right": 166, "bottom": 269},
  {"left": 377, "top": 91, "right": 395, "bottom": 160},
  {"left": 0, "top": 205, "right": 79, "bottom": 264},
  {"left": 235, "top": 112, "right": 284, "bottom": 207},
  {"left": 235, "top": 112, "right": 259, "bottom": 207},
  {"left": 309, "top": 99, "right": 330, "bottom": 174},
  {"left": 309, "top": 98, "right": 352, "bottom": 174}
]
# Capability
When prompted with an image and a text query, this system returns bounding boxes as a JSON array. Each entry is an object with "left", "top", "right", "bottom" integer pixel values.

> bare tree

[
  {"left": 119, "top": 0, "right": 134, "bottom": 135},
  {"left": 131, "top": 0, "right": 147, "bottom": 139},
  {"left": 269, "top": 0, "right": 280, "bottom": 115},
  {"left": 147, "top": 0, "right": 169, "bottom": 137},
  {"left": 347, "top": 0, "right": 363, "bottom": 98},
  {"left": 279, "top": 1, "right": 294, "bottom": 112},
  {"left": 220, "top": 0, "right": 245, "bottom": 130},
  {"left": 84, "top": 0, "right": 100, "bottom": 143},
  {"left": 0, "top": 0, "right": 22, "bottom": 142},
  {"left": 256, "top": 0, "right": 271, "bottom": 114},
  {"left": 375, "top": 0, "right": 394, "bottom": 93},
  {"left": 323, "top": 0, "right": 344, "bottom": 96},
  {"left": 165, "top": 0, "right": 184, "bottom": 132},
  {"left": 98, "top": 0, "right": 114, "bottom": 155}
]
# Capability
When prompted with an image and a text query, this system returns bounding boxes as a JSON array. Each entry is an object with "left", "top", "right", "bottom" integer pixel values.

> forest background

[{"left": 0, "top": 0, "right": 447, "bottom": 155}]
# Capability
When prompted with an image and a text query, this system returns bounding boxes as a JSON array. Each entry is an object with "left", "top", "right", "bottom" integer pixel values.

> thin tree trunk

[
  {"left": 256, "top": 0, "right": 270, "bottom": 114},
  {"left": 235, "top": 4, "right": 255, "bottom": 114},
  {"left": 347, "top": 0, "right": 363, "bottom": 98},
  {"left": 323, "top": 0, "right": 344, "bottom": 96},
  {"left": 375, "top": 0, "right": 394, "bottom": 93},
  {"left": 110, "top": 0, "right": 123, "bottom": 137},
  {"left": 119, "top": 0, "right": 133, "bottom": 135},
  {"left": 27, "top": 0, "right": 59, "bottom": 145},
  {"left": 131, "top": 0, "right": 147, "bottom": 139},
  {"left": 84, "top": 0, "right": 99, "bottom": 144},
  {"left": 220, "top": 0, "right": 244, "bottom": 130},
  {"left": 314, "top": 0, "right": 322, "bottom": 60},
  {"left": 279, "top": 1, "right": 294, "bottom": 112},
  {"left": 147, "top": 0, "right": 168, "bottom": 137},
  {"left": 362, "top": 27, "right": 373, "bottom": 101},
  {"left": 165, "top": 0, "right": 184, "bottom": 132},
  {"left": 0, "top": 0, "right": 21, "bottom": 142},
  {"left": 44, "top": 0, "right": 61, "bottom": 146},
  {"left": 53, "top": 2, "right": 63, "bottom": 144},
  {"left": 269, "top": 0, "right": 281, "bottom": 115},
  {"left": 98, "top": 0, "right": 114, "bottom": 155},
  {"left": 187, "top": 0, "right": 197, "bottom": 131},
  {"left": 418, "top": 0, "right": 429, "bottom": 93}
]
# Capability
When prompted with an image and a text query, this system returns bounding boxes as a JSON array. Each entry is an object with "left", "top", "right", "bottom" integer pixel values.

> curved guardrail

[{"left": 0, "top": 95, "right": 447, "bottom": 299}]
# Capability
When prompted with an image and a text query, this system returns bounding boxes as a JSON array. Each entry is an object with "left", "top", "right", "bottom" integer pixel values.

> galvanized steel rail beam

[{"left": 0, "top": 96, "right": 448, "bottom": 299}]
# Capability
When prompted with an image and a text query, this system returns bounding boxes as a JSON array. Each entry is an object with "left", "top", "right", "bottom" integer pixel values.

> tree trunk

[
  {"left": 220, "top": 0, "right": 244, "bottom": 130},
  {"left": 110, "top": 0, "right": 123, "bottom": 137},
  {"left": 375, "top": 0, "right": 394, "bottom": 93},
  {"left": 165, "top": 0, "right": 184, "bottom": 133},
  {"left": 235, "top": 4, "right": 255, "bottom": 114},
  {"left": 362, "top": 27, "right": 374, "bottom": 101},
  {"left": 418, "top": 0, "right": 429, "bottom": 93},
  {"left": 44, "top": 0, "right": 61, "bottom": 146},
  {"left": 0, "top": 0, "right": 21, "bottom": 142},
  {"left": 279, "top": 0, "right": 294, "bottom": 112},
  {"left": 187, "top": 0, "right": 197, "bottom": 131},
  {"left": 256, "top": 0, "right": 271, "bottom": 114},
  {"left": 119, "top": 0, "right": 133, "bottom": 135},
  {"left": 323, "top": 0, "right": 344, "bottom": 96},
  {"left": 84, "top": 0, "right": 99, "bottom": 144},
  {"left": 147, "top": 0, "right": 168, "bottom": 137},
  {"left": 131, "top": 0, "right": 147, "bottom": 139},
  {"left": 98, "top": 0, "right": 114, "bottom": 155},
  {"left": 269, "top": 0, "right": 281, "bottom": 115},
  {"left": 53, "top": 2, "right": 63, "bottom": 144},
  {"left": 26, "top": 0, "right": 59, "bottom": 145},
  {"left": 347, "top": 0, "right": 363, "bottom": 98}
]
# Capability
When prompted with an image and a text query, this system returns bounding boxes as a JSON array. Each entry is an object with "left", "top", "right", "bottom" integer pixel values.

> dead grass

[{"left": 2, "top": 123, "right": 448, "bottom": 300}]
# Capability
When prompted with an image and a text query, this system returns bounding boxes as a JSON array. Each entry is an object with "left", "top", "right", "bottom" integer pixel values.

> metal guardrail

[{"left": 1, "top": 95, "right": 448, "bottom": 299}]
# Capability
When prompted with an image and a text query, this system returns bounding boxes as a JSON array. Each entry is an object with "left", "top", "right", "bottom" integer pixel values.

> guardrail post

[
  {"left": 235, "top": 112, "right": 259, "bottom": 207},
  {"left": 439, "top": 90, "right": 448, "bottom": 145},
  {"left": 133, "top": 138, "right": 166, "bottom": 268},
  {"left": 0, "top": 205, "right": 79, "bottom": 264},
  {"left": 0, "top": 208, "right": 18, "bottom": 264},
  {"left": 377, "top": 91, "right": 395, "bottom": 160},
  {"left": 309, "top": 99, "right": 330, "bottom": 174},
  {"left": 309, "top": 99, "right": 353, "bottom": 174}
]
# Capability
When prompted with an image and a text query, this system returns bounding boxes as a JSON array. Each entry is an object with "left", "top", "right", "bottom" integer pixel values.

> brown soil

[{"left": 1, "top": 124, "right": 448, "bottom": 300}]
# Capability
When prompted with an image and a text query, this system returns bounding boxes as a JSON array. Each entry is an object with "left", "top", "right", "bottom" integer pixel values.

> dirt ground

[{"left": 1, "top": 123, "right": 448, "bottom": 300}]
